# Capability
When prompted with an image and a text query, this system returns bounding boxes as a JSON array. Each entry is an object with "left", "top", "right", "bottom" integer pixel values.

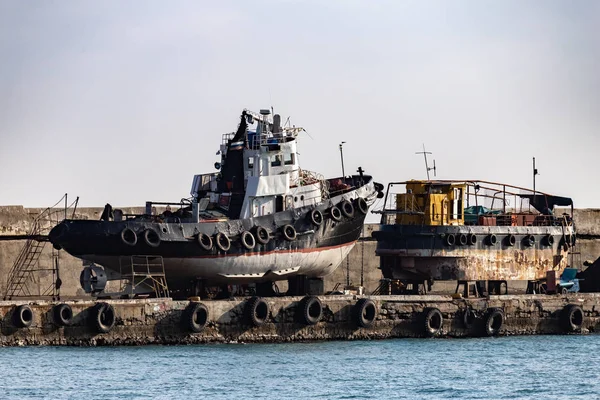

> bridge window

[
  {"left": 284, "top": 152, "right": 295, "bottom": 166},
  {"left": 271, "top": 155, "right": 281, "bottom": 167}
]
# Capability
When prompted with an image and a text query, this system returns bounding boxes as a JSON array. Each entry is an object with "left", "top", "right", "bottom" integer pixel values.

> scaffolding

[{"left": 118, "top": 255, "right": 170, "bottom": 298}]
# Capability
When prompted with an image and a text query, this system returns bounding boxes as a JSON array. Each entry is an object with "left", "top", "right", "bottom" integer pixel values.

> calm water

[{"left": 1, "top": 336, "right": 599, "bottom": 399}]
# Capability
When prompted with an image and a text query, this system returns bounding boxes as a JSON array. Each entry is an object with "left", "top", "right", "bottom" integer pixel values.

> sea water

[{"left": 0, "top": 335, "right": 598, "bottom": 399}]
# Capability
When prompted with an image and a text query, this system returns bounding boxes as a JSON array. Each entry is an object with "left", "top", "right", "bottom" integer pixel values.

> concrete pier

[{"left": 1, "top": 294, "right": 598, "bottom": 346}]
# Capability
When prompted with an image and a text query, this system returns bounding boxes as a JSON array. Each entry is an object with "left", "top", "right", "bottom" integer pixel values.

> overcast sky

[{"left": 1, "top": 1, "right": 598, "bottom": 221}]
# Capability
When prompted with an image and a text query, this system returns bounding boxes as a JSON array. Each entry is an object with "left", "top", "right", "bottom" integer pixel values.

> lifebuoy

[
  {"left": 308, "top": 209, "right": 323, "bottom": 226},
  {"left": 12, "top": 305, "right": 33, "bottom": 328},
  {"left": 483, "top": 308, "right": 504, "bottom": 336},
  {"left": 354, "top": 298, "right": 377, "bottom": 328},
  {"left": 561, "top": 304, "right": 584, "bottom": 332},
  {"left": 468, "top": 234, "right": 477, "bottom": 246},
  {"left": 458, "top": 233, "right": 468, "bottom": 246},
  {"left": 356, "top": 197, "right": 369, "bottom": 215},
  {"left": 91, "top": 302, "right": 116, "bottom": 334},
  {"left": 423, "top": 307, "right": 443, "bottom": 337},
  {"left": 462, "top": 308, "right": 475, "bottom": 329},
  {"left": 282, "top": 224, "right": 297, "bottom": 241},
  {"left": 254, "top": 226, "right": 270, "bottom": 245},
  {"left": 241, "top": 231, "right": 256, "bottom": 250},
  {"left": 298, "top": 296, "right": 322, "bottom": 325},
  {"left": 543, "top": 234, "right": 554, "bottom": 247},
  {"left": 197, "top": 233, "right": 213, "bottom": 251},
  {"left": 245, "top": 296, "right": 270, "bottom": 327},
  {"left": 505, "top": 234, "right": 516, "bottom": 247},
  {"left": 486, "top": 234, "right": 497, "bottom": 246},
  {"left": 444, "top": 234, "right": 456, "bottom": 246},
  {"left": 183, "top": 302, "right": 209, "bottom": 333},
  {"left": 120, "top": 228, "right": 137, "bottom": 246},
  {"left": 523, "top": 234, "right": 535, "bottom": 247},
  {"left": 53, "top": 303, "right": 73, "bottom": 327},
  {"left": 215, "top": 232, "right": 231, "bottom": 252},
  {"left": 330, "top": 206, "right": 342, "bottom": 222},
  {"left": 340, "top": 200, "right": 354, "bottom": 218},
  {"left": 143, "top": 228, "right": 161, "bottom": 247}
]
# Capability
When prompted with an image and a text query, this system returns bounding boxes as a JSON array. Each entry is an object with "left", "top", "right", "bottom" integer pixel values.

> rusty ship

[
  {"left": 372, "top": 180, "right": 575, "bottom": 294},
  {"left": 49, "top": 109, "right": 382, "bottom": 298}
]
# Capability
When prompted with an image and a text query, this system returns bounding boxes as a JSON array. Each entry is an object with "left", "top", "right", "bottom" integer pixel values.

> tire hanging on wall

[
  {"left": 245, "top": 296, "right": 270, "bottom": 327},
  {"left": 282, "top": 224, "right": 297, "bottom": 241},
  {"left": 505, "top": 234, "right": 516, "bottom": 247},
  {"left": 486, "top": 234, "right": 497, "bottom": 246},
  {"left": 523, "top": 234, "right": 535, "bottom": 247},
  {"left": 143, "top": 228, "right": 161, "bottom": 248},
  {"left": 543, "top": 234, "right": 554, "bottom": 247},
  {"left": 183, "top": 302, "right": 209, "bottom": 333},
  {"left": 120, "top": 227, "right": 137, "bottom": 247},
  {"left": 483, "top": 308, "right": 504, "bottom": 336},
  {"left": 91, "top": 302, "right": 116, "bottom": 334},
  {"left": 423, "top": 307, "right": 443, "bottom": 337},
  {"left": 197, "top": 233, "right": 213, "bottom": 251},
  {"left": 240, "top": 231, "right": 256, "bottom": 250},
  {"left": 53, "top": 303, "right": 73, "bottom": 327},
  {"left": 12, "top": 304, "right": 33, "bottom": 328},
  {"left": 468, "top": 234, "right": 477, "bottom": 246},
  {"left": 298, "top": 296, "right": 322, "bottom": 325},
  {"left": 254, "top": 226, "right": 270, "bottom": 245},
  {"left": 444, "top": 234, "right": 456, "bottom": 247},
  {"left": 458, "top": 234, "right": 468, "bottom": 246},
  {"left": 462, "top": 308, "right": 475, "bottom": 329},
  {"left": 561, "top": 304, "right": 584, "bottom": 332},
  {"left": 215, "top": 232, "right": 231, "bottom": 252},
  {"left": 354, "top": 298, "right": 377, "bottom": 328}
]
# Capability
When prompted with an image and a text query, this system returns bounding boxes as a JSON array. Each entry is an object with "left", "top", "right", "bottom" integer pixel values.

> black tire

[
  {"left": 197, "top": 233, "right": 213, "bottom": 251},
  {"left": 241, "top": 231, "right": 256, "bottom": 250},
  {"left": 505, "top": 234, "right": 516, "bottom": 247},
  {"left": 330, "top": 206, "right": 342, "bottom": 222},
  {"left": 354, "top": 298, "right": 377, "bottom": 328},
  {"left": 120, "top": 228, "right": 137, "bottom": 246},
  {"left": 561, "top": 287, "right": 568, "bottom": 295},
  {"left": 543, "top": 234, "right": 555, "bottom": 247},
  {"left": 53, "top": 303, "right": 73, "bottom": 326},
  {"left": 340, "top": 200, "right": 354, "bottom": 218},
  {"left": 458, "top": 234, "right": 468, "bottom": 246},
  {"left": 183, "top": 302, "right": 209, "bottom": 333},
  {"left": 215, "top": 232, "right": 231, "bottom": 252},
  {"left": 143, "top": 228, "right": 161, "bottom": 248},
  {"left": 561, "top": 304, "right": 584, "bottom": 332},
  {"left": 282, "top": 224, "right": 297, "bottom": 241},
  {"left": 483, "top": 308, "right": 504, "bottom": 336},
  {"left": 462, "top": 308, "right": 475, "bottom": 329},
  {"left": 308, "top": 209, "right": 323, "bottom": 226},
  {"left": 245, "top": 296, "right": 270, "bottom": 327},
  {"left": 91, "top": 302, "right": 116, "bottom": 334},
  {"left": 12, "top": 305, "right": 33, "bottom": 328},
  {"left": 255, "top": 226, "right": 270, "bottom": 245},
  {"left": 523, "top": 235, "right": 535, "bottom": 247},
  {"left": 468, "top": 234, "right": 477, "bottom": 246},
  {"left": 423, "top": 307, "right": 443, "bottom": 337},
  {"left": 486, "top": 234, "right": 497, "bottom": 246},
  {"left": 356, "top": 197, "right": 369, "bottom": 215},
  {"left": 299, "top": 296, "right": 322, "bottom": 325},
  {"left": 444, "top": 234, "right": 456, "bottom": 246}
]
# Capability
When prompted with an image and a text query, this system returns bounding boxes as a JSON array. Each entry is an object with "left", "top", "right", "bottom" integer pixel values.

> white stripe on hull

[{"left": 83, "top": 241, "right": 356, "bottom": 284}]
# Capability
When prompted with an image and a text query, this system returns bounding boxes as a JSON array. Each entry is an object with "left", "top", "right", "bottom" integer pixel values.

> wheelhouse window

[
  {"left": 248, "top": 157, "right": 254, "bottom": 169},
  {"left": 284, "top": 152, "right": 295, "bottom": 166},
  {"left": 271, "top": 155, "right": 281, "bottom": 167}
]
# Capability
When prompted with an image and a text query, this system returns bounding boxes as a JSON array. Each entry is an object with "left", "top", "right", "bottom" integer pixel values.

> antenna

[{"left": 415, "top": 144, "right": 436, "bottom": 180}]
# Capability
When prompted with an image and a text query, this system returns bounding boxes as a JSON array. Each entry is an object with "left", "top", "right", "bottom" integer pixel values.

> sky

[{"left": 1, "top": 1, "right": 599, "bottom": 222}]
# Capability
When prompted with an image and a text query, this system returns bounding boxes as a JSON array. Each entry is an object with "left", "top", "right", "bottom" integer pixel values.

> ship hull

[{"left": 373, "top": 224, "right": 575, "bottom": 281}]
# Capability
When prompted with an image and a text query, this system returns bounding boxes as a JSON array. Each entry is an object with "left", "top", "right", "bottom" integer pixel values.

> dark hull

[
  {"left": 50, "top": 178, "right": 377, "bottom": 288},
  {"left": 373, "top": 224, "right": 574, "bottom": 281}
]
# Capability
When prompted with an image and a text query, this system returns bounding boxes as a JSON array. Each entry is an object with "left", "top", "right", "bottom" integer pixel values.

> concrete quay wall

[{"left": 1, "top": 294, "right": 599, "bottom": 346}]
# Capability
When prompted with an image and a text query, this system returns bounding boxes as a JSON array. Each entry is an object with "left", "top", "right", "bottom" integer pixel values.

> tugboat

[
  {"left": 372, "top": 180, "right": 575, "bottom": 295},
  {"left": 49, "top": 109, "right": 381, "bottom": 298}
]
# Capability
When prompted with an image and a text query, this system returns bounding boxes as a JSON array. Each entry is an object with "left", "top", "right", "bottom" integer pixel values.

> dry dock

[{"left": 1, "top": 294, "right": 598, "bottom": 346}]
